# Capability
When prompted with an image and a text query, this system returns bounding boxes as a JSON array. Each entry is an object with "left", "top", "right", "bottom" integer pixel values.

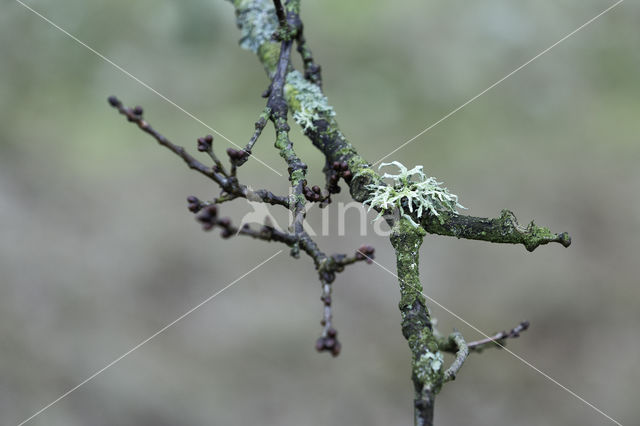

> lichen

[
  {"left": 230, "top": 0, "right": 278, "bottom": 53},
  {"left": 285, "top": 70, "right": 335, "bottom": 131},
  {"left": 409, "top": 331, "right": 444, "bottom": 393},
  {"left": 391, "top": 219, "right": 445, "bottom": 393},
  {"left": 257, "top": 42, "right": 280, "bottom": 76},
  {"left": 364, "top": 161, "right": 465, "bottom": 227}
]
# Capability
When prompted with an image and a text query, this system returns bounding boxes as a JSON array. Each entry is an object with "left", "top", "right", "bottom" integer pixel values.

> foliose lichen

[
  {"left": 285, "top": 70, "right": 335, "bottom": 131},
  {"left": 364, "top": 161, "right": 465, "bottom": 227},
  {"left": 230, "top": 0, "right": 278, "bottom": 53}
]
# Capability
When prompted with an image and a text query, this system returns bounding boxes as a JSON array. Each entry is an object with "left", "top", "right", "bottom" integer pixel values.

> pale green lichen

[
  {"left": 285, "top": 70, "right": 335, "bottom": 131},
  {"left": 416, "top": 350, "right": 444, "bottom": 377},
  {"left": 364, "top": 161, "right": 465, "bottom": 227},
  {"left": 230, "top": 0, "right": 278, "bottom": 53}
]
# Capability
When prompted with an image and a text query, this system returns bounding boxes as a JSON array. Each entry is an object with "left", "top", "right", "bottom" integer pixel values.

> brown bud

[
  {"left": 197, "top": 137, "right": 210, "bottom": 152},
  {"left": 107, "top": 96, "right": 121, "bottom": 107},
  {"left": 331, "top": 341, "right": 342, "bottom": 357}
]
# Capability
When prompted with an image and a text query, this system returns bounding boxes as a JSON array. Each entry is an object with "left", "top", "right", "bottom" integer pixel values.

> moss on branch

[
  {"left": 229, "top": 0, "right": 571, "bottom": 253},
  {"left": 390, "top": 218, "right": 443, "bottom": 425},
  {"left": 422, "top": 209, "right": 571, "bottom": 252}
]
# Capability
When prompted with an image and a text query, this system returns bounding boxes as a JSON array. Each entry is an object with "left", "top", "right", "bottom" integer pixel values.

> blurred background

[{"left": 1, "top": 0, "right": 638, "bottom": 425}]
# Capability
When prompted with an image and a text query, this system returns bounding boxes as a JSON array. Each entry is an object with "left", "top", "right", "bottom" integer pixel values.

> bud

[
  {"left": 331, "top": 341, "right": 342, "bottom": 357},
  {"left": 107, "top": 96, "right": 121, "bottom": 107}
]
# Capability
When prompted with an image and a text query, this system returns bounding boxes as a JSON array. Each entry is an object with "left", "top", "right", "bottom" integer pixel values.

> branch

[
  {"left": 442, "top": 331, "right": 468, "bottom": 383},
  {"left": 108, "top": 98, "right": 218, "bottom": 181},
  {"left": 422, "top": 211, "right": 571, "bottom": 252},
  {"left": 438, "top": 321, "right": 530, "bottom": 354},
  {"left": 390, "top": 218, "right": 441, "bottom": 426},
  {"left": 110, "top": 4, "right": 360, "bottom": 357},
  {"left": 107, "top": 96, "right": 291, "bottom": 210},
  {"left": 228, "top": 0, "right": 571, "bottom": 251}
]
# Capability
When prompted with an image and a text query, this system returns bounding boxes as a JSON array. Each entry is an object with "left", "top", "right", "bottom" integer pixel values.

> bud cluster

[
  {"left": 355, "top": 245, "right": 375, "bottom": 264},
  {"left": 187, "top": 195, "right": 203, "bottom": 213},
  {"left": 302, "top": 181, "right": 330, "bottom": 206},
  {"left": 315, "top": 327, "right": 341, "bottom": 357},
  {"left": 197, "top": 134, "right": 214, "bottom": 152},
  {"left": 194, "top": 204, "right": 235, "bottom": 239},
  {"left": 226, "top": 148, "right": 249, "bottom": 163},
  {"left": 326, "top": 160, "right": 352, "bottom": 194}
]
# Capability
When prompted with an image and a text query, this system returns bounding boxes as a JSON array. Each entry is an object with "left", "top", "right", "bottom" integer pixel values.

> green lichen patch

[
  {"left": 285, "top": 70, "right": 335, "bottom": 131},
  {"left": 414, "top": 346, "right": 444, "bottom": 384},
  {"left": 257, "top": 42, "right": 280, "bottom": 76},
  {"left": 391, "top": 219, "right": 445, "bottom": 393},
  {"left": 230, "top": 0, "right": 278, "bottom": 53}
]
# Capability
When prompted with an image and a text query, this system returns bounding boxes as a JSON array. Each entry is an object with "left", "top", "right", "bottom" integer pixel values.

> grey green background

[{"left": 1, "top": 0, "right": 638, "bottom": 425}]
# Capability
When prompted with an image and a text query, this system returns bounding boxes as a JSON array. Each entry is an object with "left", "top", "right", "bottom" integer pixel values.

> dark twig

[
  {"left": 197, "top": 134, "right": 227, "bottom": 176},
  {"left": 108, "top": 96, "right": 220, "bottom": 182},
  {"left": 195, "top": 204, "right": 297, "bottom": 244},
  {"left": 272, "top": 0, "right": 287, "bottom": 30},
  {"left": 236, "top": 108, "right": 270, "bottom": 167},
  {"left": 262, "top": 5, "right": 354, "bottom": 350},
  {"left": 468, "top": 320, "right": 530, "bottom": 352},
  {"left": 296, "top": 28, "right": 322, "bottom": 87},
  {"left": 108, "top": 96, "right": 290, "bottom": 210}
]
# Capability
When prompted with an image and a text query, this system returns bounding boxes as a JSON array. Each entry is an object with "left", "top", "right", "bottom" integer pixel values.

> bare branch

[
  {"left": 443, "top": 331, "right": 469, "bottom": 383},
  {"left": 438, "top": 321, "right": 530, "bottom": 354}
]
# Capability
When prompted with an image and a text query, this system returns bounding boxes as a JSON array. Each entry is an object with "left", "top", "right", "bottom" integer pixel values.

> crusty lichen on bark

[
  {"left": 221, "top": 2, "right": 573, "bottom": 424},
  {"left": 390, "top": 218, "right": 444, "bottom": 425}
]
